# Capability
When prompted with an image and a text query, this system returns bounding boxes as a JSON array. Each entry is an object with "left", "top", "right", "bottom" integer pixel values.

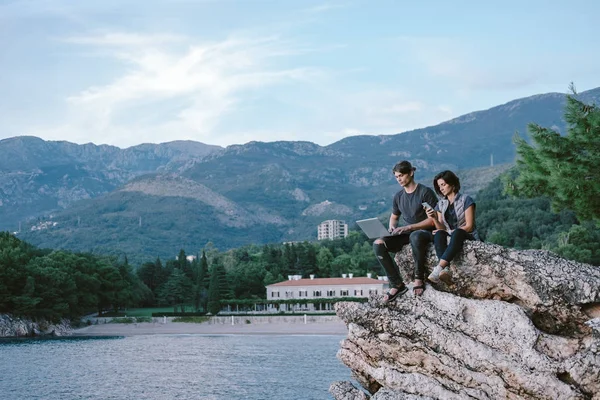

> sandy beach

[{"left": 72, "top": 317, "right": 349, "bottom": 336}]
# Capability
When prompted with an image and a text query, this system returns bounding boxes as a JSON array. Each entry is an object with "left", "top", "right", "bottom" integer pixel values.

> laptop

[{"left": 356, "top": 218, "right": 392, "bottom": 239}]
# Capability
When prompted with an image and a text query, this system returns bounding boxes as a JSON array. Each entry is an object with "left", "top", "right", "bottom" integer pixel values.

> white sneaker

[
  {"left": 428, "top": 265, "right": 443, "bottom": 283},
  {"left": 439, "top": 267, "right": 453, "bottom": 284}
]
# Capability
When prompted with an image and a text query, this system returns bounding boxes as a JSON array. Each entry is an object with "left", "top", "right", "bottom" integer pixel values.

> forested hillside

[{"left": 11, "top": 87, "right": 600, "bottom": 263}]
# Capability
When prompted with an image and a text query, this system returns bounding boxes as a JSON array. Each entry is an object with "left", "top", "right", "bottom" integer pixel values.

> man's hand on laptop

[{"left": 390, "top": 226, "right": 411, "bottom": 235}]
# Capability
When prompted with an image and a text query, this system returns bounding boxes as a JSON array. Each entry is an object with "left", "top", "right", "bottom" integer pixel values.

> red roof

[{"left": 267, "top": 277, "right": 386, "bottom": 287}]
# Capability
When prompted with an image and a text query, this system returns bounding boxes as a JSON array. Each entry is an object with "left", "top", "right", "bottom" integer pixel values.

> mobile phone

[{"left": 422, "top": 202, "right": 433, "bottom": 210}]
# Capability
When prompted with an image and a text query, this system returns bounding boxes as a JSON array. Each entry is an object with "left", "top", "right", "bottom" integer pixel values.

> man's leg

[
  {"left": 373, "top": 235, "right": 410, "bottom": 298},
  {"left": 409, "top": 230, "right": 433, "bottom": 295}
]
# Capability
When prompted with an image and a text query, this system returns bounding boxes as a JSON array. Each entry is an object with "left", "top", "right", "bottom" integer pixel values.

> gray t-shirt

[{"left": 392, "top": 183, "right": 438, "bottom": 225}]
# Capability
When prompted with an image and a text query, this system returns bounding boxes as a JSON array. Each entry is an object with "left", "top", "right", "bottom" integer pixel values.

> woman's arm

[
  {"left": 460, "top": 204, "right": 475, "bottom": 233},
  {"left": 426, "top": 208, "right": 445, "bottom": 231}
]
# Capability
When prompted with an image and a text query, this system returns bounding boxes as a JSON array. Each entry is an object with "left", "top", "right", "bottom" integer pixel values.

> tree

[
  {"left": 158, "top": 268, "right": 193, "bottom": 312},
  {"left": 177, "top": 249, "right": 193, "bottom": 280},
  {"left": 232, "top": 261, "right": 267, "bottom": 299},
  {"left": 195, "top": 250, "right": 210, "bottom": 311},
  {"left": 282, "top": 243, "right": 296, "bottom": 276},
  {"left": 12, "top": 276, "right": 41, "bottom": 316},
  {"left": 507, "top": 84, "right": 600, "bottom": 222},
  {"left": 553, "top": 222, "right": 600, "bottom": 265},
  {"left": 96, "top": 261, "right": 123, "bottom": 315},
  {"left": 137, "top": 262, "right": 159, "bottom": 293},
  {"left": 207, "top": 259, "right": 229, "bottom": 314},
  {"left": 263, "top": 271, "right": 283, "bottom": 286},
  {"left": 316, "top": 247, "right": 334, "bottom": 277},
  {"left": 348, "top": 242, "right": 376, "bottom": 276},
  {"left": 23, "top": 255, "right": 78, "bottom": 320},
  {"left": 331, "top": 254, "right": 352, "bottom": 278},
  {"left": 0, "top": 232, "right": 34, "bottom": 313},
  {"left": 295, "top": 242, "right": 317, "bottom": 276}
]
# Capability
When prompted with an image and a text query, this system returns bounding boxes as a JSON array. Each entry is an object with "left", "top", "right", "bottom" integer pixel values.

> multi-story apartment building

[
  {"left": 265, "top": 274, "right": 389, "bottom": 312},
  {"left": 317, "top": 219, "right": 348, "bottom": 240}
]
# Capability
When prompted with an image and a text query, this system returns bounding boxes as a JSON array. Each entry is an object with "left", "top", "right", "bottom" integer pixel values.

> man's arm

[
  {"left": 392, "top": 215, "right": 434, "bottom": 234},
  {"left": 388, "top": 213, "right": 400, "bottom": 232},
  {"left": 406, "top": 216, "right": 436, "bottom": 231}
]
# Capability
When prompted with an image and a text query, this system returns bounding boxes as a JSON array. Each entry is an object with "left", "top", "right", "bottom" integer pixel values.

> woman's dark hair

[{"left": 433, "top": 170, "right": 460, "bottom": 197}]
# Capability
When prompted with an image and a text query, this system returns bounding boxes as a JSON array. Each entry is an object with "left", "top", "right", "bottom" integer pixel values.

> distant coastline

[{"left": 73, "top": 315, "right": 348, "bottom": 337}]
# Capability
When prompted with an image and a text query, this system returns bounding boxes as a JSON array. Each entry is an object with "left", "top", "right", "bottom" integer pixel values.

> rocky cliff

[
  {"left": 330, "top": 241, "right": 600, "bottom": 399},
  {"left": 0, "top": 314, "right": 72, "bottom": 337}
]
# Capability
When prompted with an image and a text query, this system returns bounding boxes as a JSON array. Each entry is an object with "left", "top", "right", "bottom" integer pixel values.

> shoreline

[{"left": 72, "top": 319, "right": 349, "bottom": 337}]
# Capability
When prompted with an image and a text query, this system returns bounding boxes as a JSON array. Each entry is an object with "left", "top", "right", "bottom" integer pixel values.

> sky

[{"left": 1, "top": 0, "right": 599, "bottom": 149}]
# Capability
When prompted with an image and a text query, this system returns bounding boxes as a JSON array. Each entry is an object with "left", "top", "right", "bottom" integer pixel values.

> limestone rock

[
  {"left": 0, "top": 314, "right": 72, "bottom": 337},
  {"left": 394, "top": 241, "right": 600, "bottom": 336},
  {"left": 331, "top": 242, "right": 600, "bottom": 400},
  {"left": 330, "top": 381, "right": 370, "bottom": 400}
]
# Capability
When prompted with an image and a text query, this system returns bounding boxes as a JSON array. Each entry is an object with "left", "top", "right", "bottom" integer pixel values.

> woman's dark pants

[{"left": 434, "top": 229, "right": 472, "bottom": 263}]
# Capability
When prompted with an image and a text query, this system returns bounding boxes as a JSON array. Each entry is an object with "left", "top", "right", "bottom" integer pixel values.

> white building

[
  {"left": 317, "top": 219, "right": 348, "bottom": 240},
  {"left": 265, "top": 273, "right": 388, "bottom": 312}
]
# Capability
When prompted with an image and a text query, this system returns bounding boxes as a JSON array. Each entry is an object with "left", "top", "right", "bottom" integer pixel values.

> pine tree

[
  {"left": 282, "top": 243, "right": 296, "bottom": 276},
  {"left": 199, "top": 251, "right": 210, "bottom": 288},
  {"left": 207, "top": 258, "right": 228, "bottom": 315},
  {"left": 177, "top": 249, "right": 194, "bottom": 279},
  {"left": 194, "top": 251, "right": 210, "bottom": 312},
  {"left": 316, "top": 247, "right": 334, "bottom": 277},
  {"left": 158, "top": 268, "right": 193, "bottom": 312},
  {"left": 508, "top": 84, "right": 600, "bottom": 222}
]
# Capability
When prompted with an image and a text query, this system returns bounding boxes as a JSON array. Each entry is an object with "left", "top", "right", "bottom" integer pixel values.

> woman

[{"left": 426, "top": 170, "right": 480, "bottom": 284}]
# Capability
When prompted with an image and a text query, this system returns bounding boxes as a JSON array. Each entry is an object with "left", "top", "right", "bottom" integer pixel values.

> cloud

[
  {"left": 63, "top": 32, "right": 186, "bottom": 46},
  {"left": 296, "top": 89, "right": 461, "bottom": 145},
  {"left": 396, "top": 36, "right": 538, "bottom": 92},
  {"left": 437, "top": 105, "right": 453, "bottom": 115},
  {"left": 42, "top": 32, "right": 321, "bottom": 147},
  {"left": 303, "top": 2, "right": 350, "bottom": 14},
  {"left": 378, "top": 101, "right": 423, "bottom": 114}
]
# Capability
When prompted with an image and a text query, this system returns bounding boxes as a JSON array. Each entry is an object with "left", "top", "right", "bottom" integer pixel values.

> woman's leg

[
  {"left": 428, "top": 230, "right": 450, "bottom": 282},
  {"left": 434, "top": 231, "right": 450, "bottom": 264},
  {"left": 438, "top": 229, "right": 471, "bottom": 283},
  {"left": 440, "top": 229, "right": 470, "bottom": 263}
]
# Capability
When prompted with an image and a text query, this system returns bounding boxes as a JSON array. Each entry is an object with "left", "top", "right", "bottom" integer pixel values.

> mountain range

[{"left": 3, "top": 87, "right": 599, "bottom": 263}]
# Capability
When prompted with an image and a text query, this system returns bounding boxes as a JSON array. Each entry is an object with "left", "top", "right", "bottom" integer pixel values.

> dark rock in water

[{"left": 331, "top": 241, "right": 600, "bottom": 399}]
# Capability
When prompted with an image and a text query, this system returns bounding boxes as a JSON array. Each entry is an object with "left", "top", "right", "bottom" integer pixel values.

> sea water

[{"left": 0, "top": 334, "right": 353, "bottom": 400}]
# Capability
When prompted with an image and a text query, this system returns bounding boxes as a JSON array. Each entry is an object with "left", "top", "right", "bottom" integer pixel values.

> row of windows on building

[{"left": 270, "top": 289, "right": 379, "bottom": 298}]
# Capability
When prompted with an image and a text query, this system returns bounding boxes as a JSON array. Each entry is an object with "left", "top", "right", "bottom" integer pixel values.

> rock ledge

[{"left": 331, "top": 241, "right": 600, "bottom": 400}]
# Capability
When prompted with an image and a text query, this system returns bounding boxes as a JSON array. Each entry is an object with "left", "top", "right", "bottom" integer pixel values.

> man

[{"left": 373, "top": 160, "right": 438, "bottom": 301}]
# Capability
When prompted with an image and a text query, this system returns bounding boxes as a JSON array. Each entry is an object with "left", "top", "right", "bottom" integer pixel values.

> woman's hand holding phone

[{"left": 422, "top": 202, "right": 436, "bottom": 219}]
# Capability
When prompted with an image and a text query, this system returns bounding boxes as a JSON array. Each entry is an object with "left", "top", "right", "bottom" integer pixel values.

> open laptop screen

[{"left": 356, "top": 218, "right": 392, "bottom": 239}]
